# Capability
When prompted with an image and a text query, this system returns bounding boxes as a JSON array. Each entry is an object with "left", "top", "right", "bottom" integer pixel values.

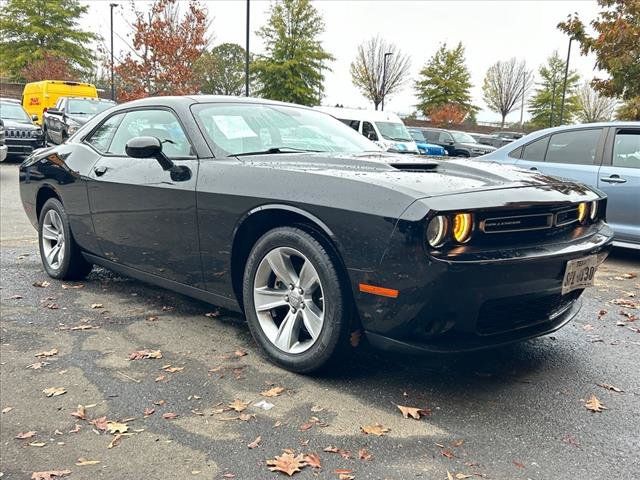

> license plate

[{"left": 562, "top": 255, "right": 598, "bottom": 295}]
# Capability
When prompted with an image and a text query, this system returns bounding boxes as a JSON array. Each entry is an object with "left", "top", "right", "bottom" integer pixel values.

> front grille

[
  {"left": 477, "top": 291, "right": 581, "bottom": 335},
  {"left": 481, "top": 213, "right": 553, "bottom": 233},
  {"left": 6, "top": 129, "right": 31, "bottom": 138}
]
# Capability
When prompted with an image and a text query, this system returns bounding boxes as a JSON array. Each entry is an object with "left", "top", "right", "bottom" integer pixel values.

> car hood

[
  {"left": 239, "top": 151, "right": 583, "bottom": 199},
  {"left": 2, "top": 118, "right": 38, "bottom": 130}
]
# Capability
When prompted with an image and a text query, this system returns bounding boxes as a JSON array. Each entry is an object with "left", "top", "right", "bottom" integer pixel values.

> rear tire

[
  {"left": 242, "top": 227, "right": 352, "bottom": 373},
  {"left": 38, "top": 198, "right": 93, "bottom": 280}
]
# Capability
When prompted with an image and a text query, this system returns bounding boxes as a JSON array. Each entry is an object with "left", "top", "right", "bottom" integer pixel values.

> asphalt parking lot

[{"left": 1, "top": 162, "right": 638, "bottom": 480}]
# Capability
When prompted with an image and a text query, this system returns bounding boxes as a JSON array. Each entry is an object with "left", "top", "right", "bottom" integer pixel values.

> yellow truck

[{"left": 22, "top": 80, "right": 98, "bottom": 124}]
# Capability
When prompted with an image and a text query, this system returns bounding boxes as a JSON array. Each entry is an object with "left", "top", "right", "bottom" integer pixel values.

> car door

[
  {"left": 437, "top": 131, "right": 456, "bottom": 156},
  {"left": 84, "top": 107, "right": 202, "bottom": 286},
  {"left": 514, "top": 128, "right": 603, "bottom": 188},
  {"left": 597, "top": 127, "right": 640, "bottom": 245}
]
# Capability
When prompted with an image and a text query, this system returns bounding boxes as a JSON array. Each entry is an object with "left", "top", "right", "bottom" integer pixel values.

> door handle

[
  {"left": 94, "top": 165, "right": 108, "bottom": 177},
  {"left": 529, "top": 166, "right": 538, "bottom": 171},
  {"left": 600, "top": 175, "right": 626, "bottom": 184}
]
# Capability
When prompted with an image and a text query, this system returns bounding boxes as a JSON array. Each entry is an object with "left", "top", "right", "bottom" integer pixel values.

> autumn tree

[
  {"left": 350, "top": 36, "right": 411, "bottom": 110},
  {"left": 0, "top": 0, "right": 96, "bottom": 80},
  {"left": 482, "top": 58, "right": 533, "bottom": 128},
  {"left": 429, "top": 103, "right": 466, "bottom": 127},
  {"left": 252, "top": 0, "right": 333, "bottom": 105},
  {"left": 527, "top": 51, "right": 580, "bottom": 128},
  {"left": 575, "top": 82, "right": 617, "bottom": 123},
  {"left": 114, "top": 0, "right": 209, "bottom": 102},
  {"left": 20, "top": 53, "right": 74, "bottom": 83},
  {"left": 616, "top": 97, "right": 640, "bottom": 121},
  {"left": 415, "top": 43, "right": 476, "bottom": 117},
  {"left": 558, "top": 0, "right": 640, "bottom": 120},
  {"left": 195, "top": 43, "right": 246, "bottom": 96}
]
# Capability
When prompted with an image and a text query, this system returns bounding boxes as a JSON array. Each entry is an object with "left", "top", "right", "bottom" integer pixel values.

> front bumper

[
  {"left": 352, "top": 222, "right": 613, "bottom": 353},
  {"left": 6, "top": 138, "right": 45, "bottom": 156}
]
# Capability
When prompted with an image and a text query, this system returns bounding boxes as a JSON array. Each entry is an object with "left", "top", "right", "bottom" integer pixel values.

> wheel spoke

[
  {"left": 49, "top": 212, "right": 61, "bottom": 231},
  {"left": 266, "top": 249, "right": 299, "bottom": 286},
  {"left": 42, "top": 224, "right": 58, "bottom": 241},
  {"left": 46, "top": 244, "right": 60, "bottom": 266},
  {"left": 254, "top": 287, "right": 288, "bottom": 312},
  {"left": 298, "top": 259, "right": 319, "bottom": 292},
  {"left": 302, "top": 304, "right": 323, "bottom": 340},
  {"left": 274, "top": 310, "right": 300, "bottom": 351}
]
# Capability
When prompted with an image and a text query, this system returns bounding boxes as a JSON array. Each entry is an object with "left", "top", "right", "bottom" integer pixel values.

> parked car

[
  {"left": 0, "top": 119, "right": 7, "bottom": 162},
  {"left": 481, "top": 122, "right": 640, "bottom": 249},
  {"left": 0, "top": 99, "right": 45, "bottom": 160},
  {"left": 421, "top": 128, "right": 497, "bottom": 157},
  {"left": 315, "top": 106, "right": 419, "bottom": 154},
  {"left": 20, "top": 96, "right": 613, "bottom": 372},
  {"left": 407, "top": 127, "right": 446, "bottom": 156},
  {"left": 43, "top": 97, "right": 116, "bottom": 145},
  {"left": 22, "top": 80, "right": 98, "bottom": 124}
]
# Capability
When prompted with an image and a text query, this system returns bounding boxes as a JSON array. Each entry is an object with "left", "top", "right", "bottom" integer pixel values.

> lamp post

[
  {"left": 558, "top": 37, "right": 573, "bottom": 125},
  {"left": 381, "top": 52, "right": 392, "bottom": 111},
  {"left": 110, "top": 3, "right": 118, "bottom": 102},
  {"left": 245, "top": 0, "right": 250, "bottom": 97}
]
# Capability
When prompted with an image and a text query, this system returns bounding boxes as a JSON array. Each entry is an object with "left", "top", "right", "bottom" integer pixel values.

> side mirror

[
  {"left": 31, "top": 114, "right": 39, "bottom": 122},
  {"left": 125, "top": 136, "right": 191, "bottom": 181},
  {"left": 446, "top": 140, "right": 454, "bottom": 145}
]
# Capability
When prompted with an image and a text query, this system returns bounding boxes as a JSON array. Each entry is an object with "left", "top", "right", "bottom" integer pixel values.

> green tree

[
  {"left": 195, "top": 43, "right": 246, "bottom": 96},
  {"left": 558, "top": 0, "right": 640, "bottom": 119},
  {"left": 252, "top": 0, "right": 333, "bottom": 105},
  {"left": 0, "top": 0, "right": 97, "bottom": 80},
  {"left": 527, "top": 51, "right": 580, "bottom": 128},
  {"left": 414, "top": 42, "right": 475, "bottom": 117}
]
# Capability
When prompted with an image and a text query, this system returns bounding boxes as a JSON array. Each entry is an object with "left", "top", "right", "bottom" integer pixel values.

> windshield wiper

[{"left": 230, "top": 147, "right": 322, "bottom": 157}]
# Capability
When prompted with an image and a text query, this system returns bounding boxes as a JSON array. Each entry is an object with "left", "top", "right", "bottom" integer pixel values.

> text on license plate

[{"left": 562, "top": 255, "right": 598, "bottom": 295}]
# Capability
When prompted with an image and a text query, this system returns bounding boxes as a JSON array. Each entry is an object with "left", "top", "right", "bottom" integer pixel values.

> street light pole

[
  {"left": 110, "top": 3, "right": 117, "bottom": 102},
  {"left": 245, "top": 0, "right": 250, "bottom": 97},
  {"left": 381, "top": 52, "right": 392, "bottom": 111},
  {"left": 558, "top": 37, "right": 572, "bottom": 125}
]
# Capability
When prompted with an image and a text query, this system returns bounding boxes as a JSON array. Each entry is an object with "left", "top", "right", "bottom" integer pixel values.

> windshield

[
  {"left": 408, "top": 129, "right": 425, "bottom": 142},
  {"left": 375, "top": 121, "right": 412, "bottom": 142},
  {"left": 451, "top": 131, "right": 477, "bottom": 143},
  {"left": 67, "top": 99, "right": 115, "bottom": 115},
  {"left": 0, "top": 103, "right": 30, "bottom": 121},
  {"left": 192, "top": 103, "right": 380, "bottom": 156}
]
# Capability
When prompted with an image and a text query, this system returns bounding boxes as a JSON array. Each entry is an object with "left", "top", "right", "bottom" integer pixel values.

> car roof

[
  {"left": 117, "top": 95, "right": 315, "bottom": 110},
  {"left": 64, "top": 97, "right": 115, "bottom": 102},
  {"left": 314, "top": 105, "right": 403, "bottom": 123}
]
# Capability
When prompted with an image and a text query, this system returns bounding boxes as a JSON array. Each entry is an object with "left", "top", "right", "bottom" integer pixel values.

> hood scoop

[{"left": 389, "top": 161, "right": 439, "bottom": 172}]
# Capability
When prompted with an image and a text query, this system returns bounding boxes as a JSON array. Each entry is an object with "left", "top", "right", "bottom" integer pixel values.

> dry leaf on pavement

[
  {"left": 267, "top": 451, "right": 306, "bottom": 476},
  {"left": 16, "top": 431, "right": 37, "bottom": 439},
  {"left": 106, "top": 421, "right": 128, "bottom": 434},
  {"left": 597, "top": 383, "right": 623, "bottom": 393},
  {"left": 43, "top": 387, "right": 66, "bottom": 397},
  {"left": 585, "top": 395, "right": 607, "bottom": 412},
  {"left": 90, "top": 303, "right": 104, "bottom": 309},
  {"left": 163, "top": 412, "right": 178, "bottom": 420},
  {"left": 61, "top": 284, "right": 84, "bottom": 289},
  {"left": 397, "top": 404, "right": 430, "bottom": 420},
  {"left": 90, "top": 416, "right": 108, "bottom": 430},
  {"left": 70, "top": 405, "right": 86, "bottom": 420},
  {"left": 228, "top": 399, "right": 249, "bottom": 412},
  {"left": 304, "top": 453, "right": 321, "bottom": 468},
  {"left": 75, "top": 458, "right": 100, "bottom": 466},
  {"left": 27, "top": 361, "right": 50, "bottom": 369},
  {"left": 32, "top": 280, "right": 50, "bottom": 288},
  {"left": 35, "top": 349, "right": 58, "bottom": 358},
  {"left": 162, "top": 365, "right": 184, "bottom": 373},
  {"left": 261, "top": 386, "right": 285, "bottom": 397},
  {"left": 2, "top": 406, "right": 13, "bottom": 413},
  {"left": 247, "top": 436, "right": 262, "bottom": 449},
  {"left": 108, "top": 434, "right": 122, "bottom": 449},
  {"left": 69, "top": 424, "right": 81, "bottom": 434},
  {"left": 129, "top": 349, "right": 163, "bottom": 360},
  {"left": 143, "top": 407, "right": 155, "bottom": 417},
  {"left": 29, "top": 441, "right": 46, "bottom": 447},
  {"left": 31, "top": 470, "right": 71, "bottom": 480},
  {"left": 361, "top": 423, "right": 390, "bottom": 436}
]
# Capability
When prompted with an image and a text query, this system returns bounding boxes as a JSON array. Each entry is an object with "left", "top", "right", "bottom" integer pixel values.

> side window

[
  {"left": 362, "top": 121, "right": 378, "bottom": 141},
  {"left": 425, "top": 131, "right": 438, "bottom": 143},
  {"left": 108, "top": 109, "right": 194, "bottom": 158},
  {"left": 521, "top": 136, "right": 549, "bottom": 162},
  {"left": 612, "top": 129, "right": 640, "bottom": 169},
  {"left": 508, "top": 146, "right": 523, "bottom": 159},
  {"left": 85, "top": 113, "right": 125, "bottom": 153},
  {"left": 348, "top": 120, "right": 360, "bottom": 131},
  {"left": 545, "top": 129, "right": 602, "bottom": 165},
  {"left": 438, "top": 132, "right": 452, "bottom": 143}
]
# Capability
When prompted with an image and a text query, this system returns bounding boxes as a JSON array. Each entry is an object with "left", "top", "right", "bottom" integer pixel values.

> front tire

[
  {"left": 38, "top": 198, "right": 92, "bottom": 280},
  {"left": 242, "top": 227, "right": 352, "bottom": 373}
]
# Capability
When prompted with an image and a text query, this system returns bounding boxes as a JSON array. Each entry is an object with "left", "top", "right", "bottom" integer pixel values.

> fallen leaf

[
  {"left": 310, "top": 405, "right": 324, "bottom": 413},
  {"left": 611, "top": 298, "right": 637, "bottom": 309},
  {"left": 27, "top": 361, "right": 49, "bottom": 369},
  {"left": 155, "top": 374, "right": 166, "bottom": 382},
  {"left": 358, "top": 448, "right": 372, "bottom": 460},
  {"left": 338, "top": 475, "right": 355, "bottom": 480},
  {"left": 513, "top": 461, "right": 525, "bottom": 468},
  {"left": 228, "top": 399, "right": 249, "bottom": 412},
  {"left": 31, "top": 470, "right": 71, "bottom": 480},
  {"left": 261, "top": 386, "right": 285, "bottom": 397},
  {"left": 621, "top": 272, "right": 637, "bottom": 279},
  {"left": 597, "top": 309, "right": 608, "bottom": 318},
  {"left": 146, "top": 315, "right": 159, "bottom": 321},
  {"left": 441, "top": 449, "right": 455, "bottom": 459},
  {"left": 350, "top": 330, "right": 362, "bottom": 347},
  {"left": 161, "top": 305, "right": 174, "bottom": 312},
  {"left": 2, "top": 406, "right": 13, "bottom": 413},
  {"left": 106, "top": 421, "right": 128, "bottom": 434},
  {"left": 163, "top": 412, "right": 178, "bottom": 420},
  {"left": 154, "top": 399, "right": 166, "bottom": 406},
  {"left": 70, "top": 324, "right": 96, "bottom": 331},
  {"left": 32, "top": 280, "right": 50, "bottom": 288},
  {"left": 397, "top": 404, "right": 429, "bottom": 420},
  {"left": 447, "top": 472, "right": 454, "bottom": 480},
  {"left": 597, "top": 383, "right": 623, "bottom": 393},
  {"left": 303, "top": 452, "right": 321, "bottom": 468},
  {"left": 16, "top": 431, "right": 37, "bottom": 439},
  {"left": 144, "top": 407, "right": 155, "bottom": 417},
  {"left": 619, "top": 310, "right": 638, "bottom": 321},
  {"left": 69, "top": 424, "right": 81, "bottom": 434},
  {"left": 299, "top": 422, "right": 314, "bottom": 432},
  {"left": 267, "top": 451, "right": 306, "bottom": 476},
  {"left": 361, "top": 423, "right": 389, "bottom": 436},
  {"left": 455, "top": 474, "right": 473, "bottom": 479},
  {"left": 108, "top": 434, "right": 122, "bottom": 449},
  {"left": 75, "top": 458, "right": 100, "bottom": 466},
  {"left": 35, "top": 349, "right": 58, "bottom": 358},
  {"left": 90, "top": 416, "right": 108, "bottom": 431},
  {"left": 10, "top": 294, "right": 23, "bottom": 299},
  {"left": 70, "top": 405, "right": 86, "bottom": 420},
  {"left": 29, "top": 441, "right": 46, "bottom": 447},
  {"left": 162, "top": 365, "right": 184, "bottom": 373},
  {"left": 129, "top": 349, "right": 163, "bottom": 360},
  {"left": 90, "top": 303, "right": 103, "bottom": 309},
  {"left": 584, "top": 394, "right": 607, "bottom": 412},
  {"left": 62, "top": 284, "right": 84, "bottom": 289},
  {"left": 43, "top": 387, "right": 66, "bottom": 397},
  {"left": 44, "top": 303, "right": 59, "bottom": 309},
  {"left": 234, "top": 349, "right": 247, "bottom": 357},
  {"left": 205, "top": 311, "right": 220, "bottom": 318},
  {"left": 247, "top": 435, "right": 262, "bottom": 449}
]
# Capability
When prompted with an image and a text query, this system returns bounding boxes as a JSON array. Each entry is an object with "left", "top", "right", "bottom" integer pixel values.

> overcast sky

[{"left": 83, "top": 0, "right": 602, "bottom": 123}]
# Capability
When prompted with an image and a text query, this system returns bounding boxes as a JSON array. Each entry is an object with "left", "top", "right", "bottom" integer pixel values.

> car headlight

[
  {"left": 452, "top": 213, "right": 473, "bottom": 243},
  {"left": 577, "top": 202, "right": 588, "bottom": 224},
  {"left": 426, "top": 215, "right": 448, "bottom": 248},
  {"left": 589, "top": 201, "right": 598, "bottom": 221},
  {"left": 30, "top": 129, "right": 42, "bottom": 138}
]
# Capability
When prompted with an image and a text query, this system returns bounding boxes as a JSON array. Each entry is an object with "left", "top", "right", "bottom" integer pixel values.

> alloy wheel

[
  {"left": 41, "top": 210, "right": 65, "bottom": 270},
  {"left": 253, "top": 246, "right": 325, "bottom": 354}
]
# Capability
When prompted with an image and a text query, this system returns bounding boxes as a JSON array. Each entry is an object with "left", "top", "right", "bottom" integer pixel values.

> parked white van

[{"left": 315, "top": 106, "right": 419, "bottom": 154}]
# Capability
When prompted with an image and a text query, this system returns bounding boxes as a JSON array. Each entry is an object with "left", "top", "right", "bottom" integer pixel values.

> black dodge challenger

[{"left": 19, "top": 96, "right": 614, "bottom": 372}]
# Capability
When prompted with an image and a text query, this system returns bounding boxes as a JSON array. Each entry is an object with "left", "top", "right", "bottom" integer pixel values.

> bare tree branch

[
  {"left": 576, "top": 82, "right": 617, "bottom": 123},
  {"left": 482, "top": 58, "right": 533, "bottom": 127},
  {"left": 350, "top": 36, "right": 411, "bottom": 110}
]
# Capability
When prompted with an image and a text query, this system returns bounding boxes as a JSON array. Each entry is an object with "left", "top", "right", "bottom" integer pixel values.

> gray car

[{"left": 480, "top": 122, "right": 640, "bottom": 249}]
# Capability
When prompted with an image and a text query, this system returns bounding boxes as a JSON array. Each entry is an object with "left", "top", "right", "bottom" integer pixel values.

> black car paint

[
  {"left": 1, "top": 117, "right": 45, "bottom": 156},
  {"left": 19, "top": 96, "right": 614, "bottom": 354},
  {"left": 420, "top": 127, "right": 496, "bottom": 157}
]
